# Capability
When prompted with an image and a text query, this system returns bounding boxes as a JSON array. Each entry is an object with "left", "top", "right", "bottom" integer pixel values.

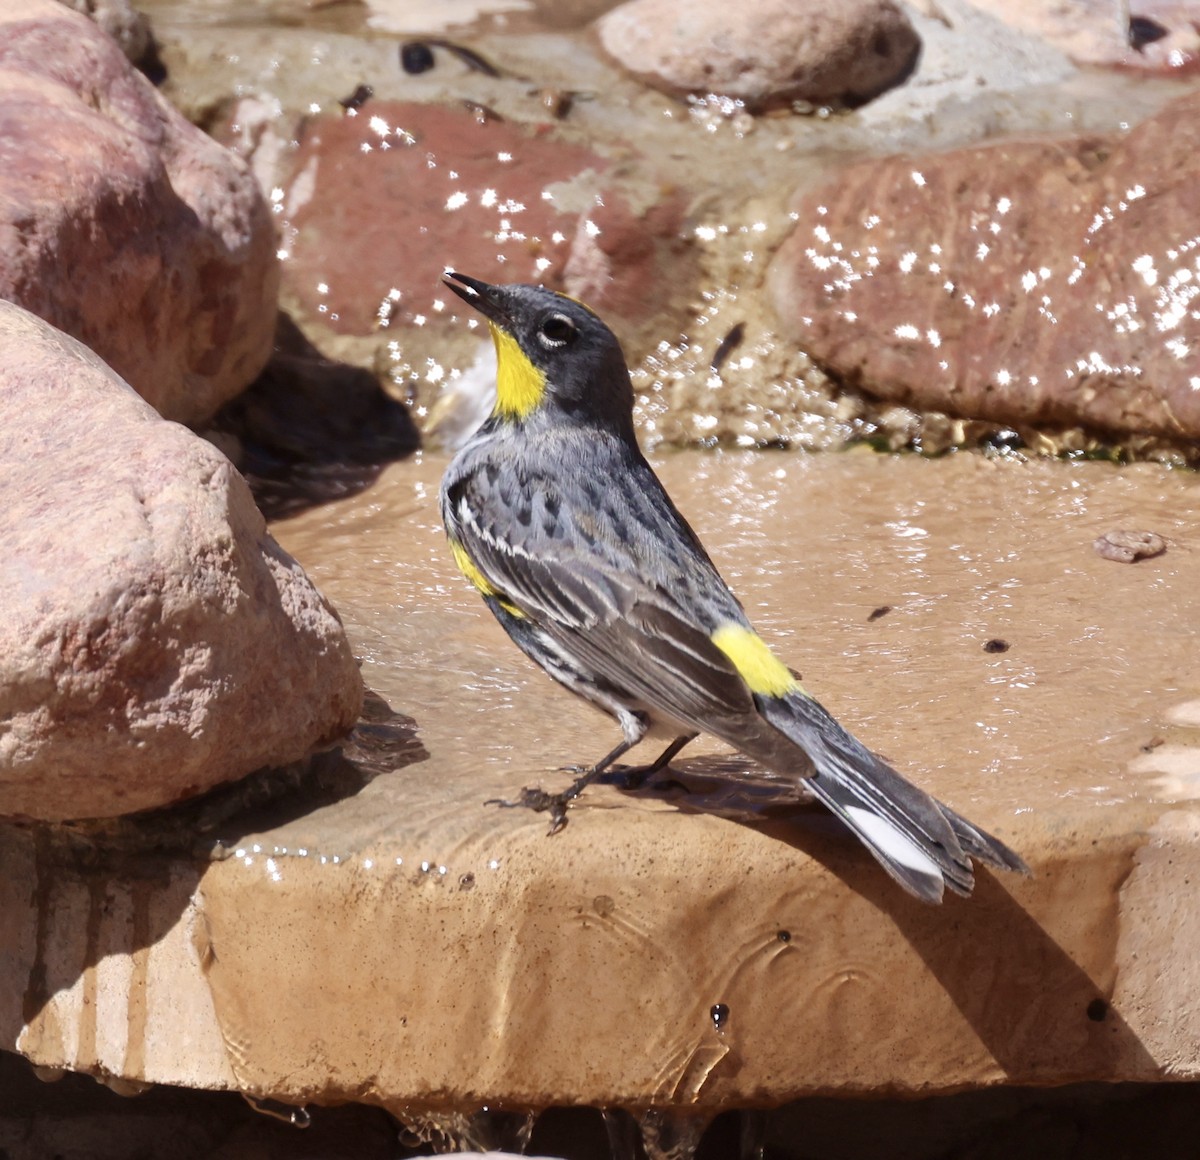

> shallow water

[
  {"left": 273, "top": 446, "right": 1200, "bottom": 845},
  {"left": 160, "top": 444, "right": 1199, "bottom": 1111},
  {"left": 143, "top": 0, "right": 1198, "bottom": 460}
]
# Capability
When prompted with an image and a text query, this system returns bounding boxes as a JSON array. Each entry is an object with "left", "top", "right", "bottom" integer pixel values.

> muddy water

[{"left": 273, "top": 448, "right": 1200, "bottom": 846}]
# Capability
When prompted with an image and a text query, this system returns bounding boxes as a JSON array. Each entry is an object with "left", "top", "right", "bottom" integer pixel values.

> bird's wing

[
  {"left": 445, "top": 465, "right": 759, "bottom": 729},
  {"left": 446, "top": 453, "right": 1029, "bottom": 904}
]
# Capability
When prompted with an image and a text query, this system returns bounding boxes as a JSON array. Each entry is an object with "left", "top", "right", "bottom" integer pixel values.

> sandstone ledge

[{"left": 2, "top": 450, "right": 1198, "bottom": 1110}]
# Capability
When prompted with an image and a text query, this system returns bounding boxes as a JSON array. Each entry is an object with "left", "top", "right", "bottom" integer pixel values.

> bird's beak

[{"left": 443, "top": 271, "right": 512, "bottom": 331}]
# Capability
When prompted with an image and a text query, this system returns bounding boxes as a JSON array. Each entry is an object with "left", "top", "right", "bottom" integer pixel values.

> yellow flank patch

[
  {"left": 490, "top": 322, "right": 545, "bottom": 419},
  {"left": 711, "top": 623, "right": 799, "bottom": 698},
  {"left": 450, "top": 538, "right": 494, "bottom": 595},
  {"left": 449, "top": 539, "right": 524, "bottom": 618}
]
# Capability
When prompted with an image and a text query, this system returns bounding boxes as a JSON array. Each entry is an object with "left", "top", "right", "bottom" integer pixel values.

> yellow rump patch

[
  {"left": 711, "top": 623, "right": 799, "bottom": 698},
  {"left": 489, "top": 322, "right": 545, "bottom": 419},
  {"left": 449, "top": 538, "right": 524, "bottom": 618}
]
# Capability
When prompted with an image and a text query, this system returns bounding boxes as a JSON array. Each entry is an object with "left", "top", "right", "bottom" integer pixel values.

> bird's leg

[
  {"left": 609, "top": 732, "right": 698, "bottom": 790},
  {"left": 487, "top": 734, "right": 641, "bottom": 834}
]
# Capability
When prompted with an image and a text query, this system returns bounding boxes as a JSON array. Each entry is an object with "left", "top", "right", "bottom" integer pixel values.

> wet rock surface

[
  {"left": 0, "top": 0, "right": 277, "bottom": 424},
  {"left": 964, "top": 0, "right": 1200, "bottom": 72},
  {"left": 7, "top": 0, "right": 1200, "bottom": 1142},
  {"left": 150, "top": 0, "right": 1198, "bottom": 456},
  {"left": 278, "top": 100, "right": 690, "bottom": 341},
  {"left": 769, "top": 89, "right": 1200, "bottom": 446},
  {"left": 0, "top": 302, "right": 363, "bottom": 821},
  {"left": 596, "top": 0, "right": 921, "bottom": 108},
  {"left": 4, "top": 450, "right": 1200, "bottom": 1109}
]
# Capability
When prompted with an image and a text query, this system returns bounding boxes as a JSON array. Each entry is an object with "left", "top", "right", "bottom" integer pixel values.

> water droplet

[
  {"left": 242, "top": 1093, "right": 311, "bottom": 1128},
  {"left": 710, "top": 1002, "right": 730, "bottom": 1031},
  {"left": 592, "top": 894, "right": 615, "bottom": 917},
  {"left": 776, "top": 929, "right": 791, "bottom": 943}
]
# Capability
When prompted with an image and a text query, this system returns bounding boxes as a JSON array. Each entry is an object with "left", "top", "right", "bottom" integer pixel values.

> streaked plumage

[{"left": 440, "top": 273, "right": 1028, "bottom": 903}]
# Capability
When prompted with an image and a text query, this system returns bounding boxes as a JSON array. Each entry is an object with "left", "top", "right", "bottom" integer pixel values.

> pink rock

[
  {"left": 769, "top": 91, "right": 1200, "bottom": 443},
  {"left": 57, "top": 0, "right": 156, "bottom": 70},
  {"left": 596, "top": 0, "right": 921, "bottom": 108},
  {"left": 0, "top": 301, "right": 363, "bottom": 822},
  {"left": 280, "top": 101, "right": 684, "bottom": 336},
  {"left": 963, "top": 0, "right": 1200, "bottom": 75},
  {"left": 0, "top": 0, "right": 278, "bottom": 425}
]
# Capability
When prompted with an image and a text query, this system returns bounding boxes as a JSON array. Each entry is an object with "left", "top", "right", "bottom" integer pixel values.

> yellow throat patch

[
  {"left": 490, "top": 322, "right": 545, "bottom": 419},
  {"left": 711, "top": 623, "right": 800, "bottom": 698}
]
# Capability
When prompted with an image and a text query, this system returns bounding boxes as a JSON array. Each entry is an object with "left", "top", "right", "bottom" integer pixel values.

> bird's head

[{"left": 444, "top": 272, "right": 634, "bottom": 429}]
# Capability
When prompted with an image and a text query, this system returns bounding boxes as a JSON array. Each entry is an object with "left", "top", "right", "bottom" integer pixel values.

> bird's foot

[{"left": 486, "top": 766, "right": 597, "bottom": 835}]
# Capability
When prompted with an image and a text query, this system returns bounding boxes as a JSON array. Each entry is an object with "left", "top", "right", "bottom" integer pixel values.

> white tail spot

[{"left": 844, "top": 806, "right": 943, "bottom": 880}]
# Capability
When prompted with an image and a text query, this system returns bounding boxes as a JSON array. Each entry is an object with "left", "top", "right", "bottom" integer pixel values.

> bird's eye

[{"left": 537, "top": 313, "right": 577, "bottom": 348}]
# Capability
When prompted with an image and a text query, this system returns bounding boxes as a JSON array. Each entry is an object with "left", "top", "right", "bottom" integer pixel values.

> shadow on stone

[
  {"left": 620, "top": 752, "right": 1157, "bottom": 1085},
  {"left": 208, "top": 314, "right": 419, "bottom": 521},
  {"left": 36, "top": 691, "right": 428, "bottom": 867}
]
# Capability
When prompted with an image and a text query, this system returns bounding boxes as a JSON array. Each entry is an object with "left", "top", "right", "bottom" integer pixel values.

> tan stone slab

[{"left": 3, "top": 450, "right": 1199, "bottom": 1109}]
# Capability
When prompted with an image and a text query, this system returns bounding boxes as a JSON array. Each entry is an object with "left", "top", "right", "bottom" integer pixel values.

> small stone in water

[
  {"left": 1094, "top": 529, "right": 1166, "bottom": 563},
  {"left": 536, "top": 87, "right": 575, "bottom": 119},
  {"left": 867, "top": 605, "right": 892, "bottom": 622},
  {"left": 983, "top": 639, "right": 1010, "bottom": 654}
]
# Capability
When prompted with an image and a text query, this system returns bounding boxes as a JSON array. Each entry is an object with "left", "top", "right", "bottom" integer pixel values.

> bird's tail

[{"left": 756, "top": 692, "right": 1029, "bottom": 903}]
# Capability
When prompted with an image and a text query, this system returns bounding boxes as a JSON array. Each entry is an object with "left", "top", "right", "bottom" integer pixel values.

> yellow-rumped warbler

[{"left": 440, "top": 272, "right": 1027, "bottom": 902}]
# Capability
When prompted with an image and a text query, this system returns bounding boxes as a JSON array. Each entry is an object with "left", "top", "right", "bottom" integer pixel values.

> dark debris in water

[
  {"left": 710, "top": 321, "right": 746, "bottom": 375},
  {"left": 400, "top": 38, "right": 503, "bottom": 77},
  {"left": 206, "top": 313, "right": 419, "bottom": 521},
  {"left": 1129, "top": 15, "right": 1170, "bottom": 51},
  {"left": 399, "top": 40, "right": 435, "bottom": 74},
  {"left": 337, "top": 83, "right": 373, "bottom": 111}
]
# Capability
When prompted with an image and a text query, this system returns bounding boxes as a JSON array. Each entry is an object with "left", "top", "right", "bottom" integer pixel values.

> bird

[{"left": 438, "top": 272, "right": 1028, "bottom": 903}]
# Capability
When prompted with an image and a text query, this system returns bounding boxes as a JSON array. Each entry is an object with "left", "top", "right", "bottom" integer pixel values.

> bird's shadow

[{"left": 608, "top": 753, "right": 1157, "bottom": 1084}]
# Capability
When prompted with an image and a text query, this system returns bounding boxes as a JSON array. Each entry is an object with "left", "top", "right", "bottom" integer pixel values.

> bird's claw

[{"left": 485, "top": 785, "right": 574, "bottom": 835}]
